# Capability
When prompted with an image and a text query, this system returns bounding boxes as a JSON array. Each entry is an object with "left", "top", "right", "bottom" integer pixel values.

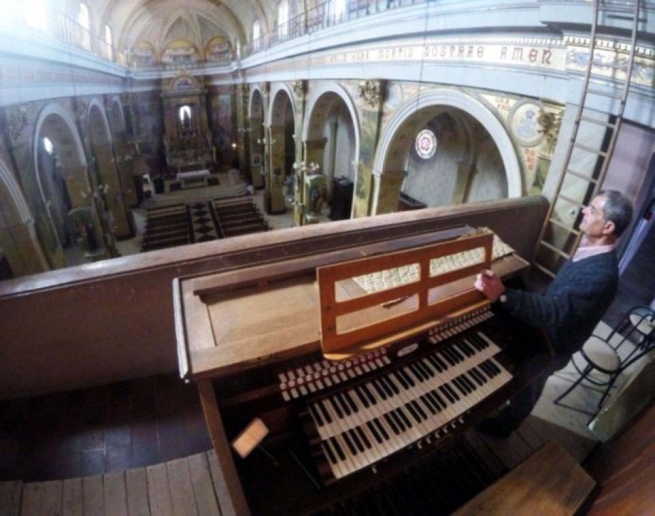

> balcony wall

[{"left": 0, "top": 196, "right": 548, "bottom": 399}]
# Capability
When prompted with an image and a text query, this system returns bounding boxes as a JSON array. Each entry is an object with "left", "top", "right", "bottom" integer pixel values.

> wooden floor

[{"left": 1, "top": 451, "right": 228, "bottom": 516}]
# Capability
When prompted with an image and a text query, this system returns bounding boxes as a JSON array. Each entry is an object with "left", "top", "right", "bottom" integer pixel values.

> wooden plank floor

[{"left": 5, "top": 452, "right": 224, "bottom": 516}]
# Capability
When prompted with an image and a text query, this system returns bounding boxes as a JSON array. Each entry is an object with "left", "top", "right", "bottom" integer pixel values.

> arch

[
  {"left": 373, "top": 89, "right": 521, "bottom": 198},
  {"left": 267, "top": 83, "right": 296, "bottom": 127},
  {"left": 0, "top": 157, "right": 34, "bottom": 226},
  {"left": 33, "top": 103, "right": 87, "bottom": 173},
  {"left": 108, "top": 96, "right": 126, "bottom": 134},
  {"left": 87, "top": 98, "right": 114, "bottom": 147},
  {"left": 302, "top": 81, "right": 360, "bottom": 163},
  {"left": 249, "top": 86, "right": 265, "bottom": 119}
]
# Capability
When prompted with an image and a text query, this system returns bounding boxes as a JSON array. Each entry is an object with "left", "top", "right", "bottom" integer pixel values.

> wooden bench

[{"left": 454, "top": 441, "right": 595, "bottom": 516}]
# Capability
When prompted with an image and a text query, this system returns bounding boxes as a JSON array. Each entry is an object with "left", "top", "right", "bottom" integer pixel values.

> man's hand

[{"left": 474, "top": 269, "right": 506, "bottom": 302}]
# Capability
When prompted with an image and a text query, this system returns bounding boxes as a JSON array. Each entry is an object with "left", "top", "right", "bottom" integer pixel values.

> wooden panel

[
  {"left": 104, "top": 472, "right": 128, "bottom": 516},
  {"left": 318, "top": 233, "right": 492, "bottom": 353},
  {"left": 20, "top": 483, "right": 43, "bottom": 516},
  {"left": 199, "top": 382, "right": 249, "bottom": 516},
  {"left": 62, "top": 478, "right": 83, "bottom": 516},
  {"left": 83, "top": 476, "right": 105, "bottom": 516},
  {"left": 41, "top": 481, "right": 63, "bottom": 516},
  {"left": 187, "top": 454, "right": 221, "bottom": 516},
  {"left": 0, "top": 481, "right": 22, "bottom": 516},
  {"left": 125, "top": 469, "right": 150, "bottom": 516},
  {"left": 146, "top": 464, "right": 174, "bottom": 516},
  {"left": 454, "top": 441, "right": 595, "bottom": 516},
  {"left": 166, "top": 458, "right": 198, "bottom": 516}
]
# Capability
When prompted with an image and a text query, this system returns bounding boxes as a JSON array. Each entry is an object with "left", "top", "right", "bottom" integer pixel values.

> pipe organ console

[{"left": 174, "top": 225, "right": 552, "bottom": 515}]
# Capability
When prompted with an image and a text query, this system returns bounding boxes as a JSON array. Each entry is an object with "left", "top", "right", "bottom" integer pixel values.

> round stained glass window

[{"left": 415, "top": 129, "right": 437, "bottom": 159}]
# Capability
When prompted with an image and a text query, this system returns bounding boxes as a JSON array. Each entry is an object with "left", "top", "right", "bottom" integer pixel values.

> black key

[
  {"left": 391, "top": 409, "right": 408, "bottom": 431},
  {"left": 330, "top": 436, "right": 346, "bottom": 461},
  {"left": 343, "top": 391, "right": 359, "bottom": 413},
  {"left": 406, "top": 400, "right": 426, "bottom": 423},
  {"left": 452, "top": 377, "right": 468, "bottom": 396},
  {"left": 409, "top": 363, "right": 427, "bottom": 382},
  {"left": 463, "top": 373, "right": 478, "bottom": 390},
  {"left": 419, "top": 393, "right": 438, "bottom": 415},
  {"left": 440, "top": 350, "right": 456, "bottom": 367},
  {"left": 455, "top": 341, "right": 473, "bottom": 358},
  {"left": 348, "top": 429, "right": 365, "bottom": 453},
  {"left": 410, "top": 400, "right": 427, "bottom": 421},
  {"left": 362, "top": 384, "right": 378, "bottom": 405},
  {"left": 322, "top": 440, "right": 337, "bottom": 465},
  {"left": 391, "top": 371, "right": 409, "bottom": 390},
  {"left": 467, "top": 334, "right": 484, "bottom": 351},
  {"left": 382, "top": 376, "right": 399, "bottom": 396},
  {"left": 310, "top": 404, "right": 324, "bottom": 427},
  {"left": 355, "top": 426, "right": 371, "bottom": 449},
  {"left": 367, "top": 421, "right": 383, "bottom": 444},
  {"left": 373, "top": 418, "right": 390, "bottom": 440},
  {"left": 432, "top": 390, "right": 448, "bottom": 410},
  {"left": 468, "top": 369, "right": 484, "bottom": 387},
  {"left": 396, "top": 408, "right": 413, "bottom": 428},
  {"left": 459, "top": 339, "right": 476, "bottom": 356},
  {"left": 335, "top": 394, "right": 351, "bottom": 417},
  {"left": 439, "top": 385, "right": 456, "bottom": 404},
  {"left": 355, "top": 387, "right": 370, "bottom": 408},
  {"left": 427, "top": 354, "right": 444, "bottom": 373},
  {"left": 449, "top": 345, "right": 465, "bottom": 362},
  {"left": 342, "top": 431, "right": 358, "bottom": 455},
  {"left": 317, "top": 401, "right": 332, "bottom": 424},
  {"left": 397, "top": 368, "right": 415, "bottom": 387},
  {"left": 384, "top": 413, "right": 401, "bottom": 435},
  {"left": 435, "top": 354, "right": 449, "bottom": 370},
  {"left": 487, "top": 360, "right": 502, "bottom": 375},
  {"left": 444, "top": 383, "right": 460, "bottom": 401},
  {"left": 372, "top": 380, "right": 388, "bottom": 400},
  {"left": 340, "top": 393, "right": 354, "bottom": 416},
  {"left": 417, "top": 360, "right": 434, "bottom": 378},
  {"left": 329, "top": 398, "right": 344, "bottom": 419}
]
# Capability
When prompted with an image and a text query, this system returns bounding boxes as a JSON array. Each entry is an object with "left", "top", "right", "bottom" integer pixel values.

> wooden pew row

[{"left": 4, "top": 451, "right": 230, "bottom": 516}]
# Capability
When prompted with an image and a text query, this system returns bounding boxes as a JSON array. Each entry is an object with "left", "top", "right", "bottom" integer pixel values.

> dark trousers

[{"left": 497, "top": 355, "right": 570, "bottom": 430}]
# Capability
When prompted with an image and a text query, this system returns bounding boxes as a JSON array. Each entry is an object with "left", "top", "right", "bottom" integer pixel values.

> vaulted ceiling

[{"left": 67, "top": 0, "right": 274, "bottom": 53}]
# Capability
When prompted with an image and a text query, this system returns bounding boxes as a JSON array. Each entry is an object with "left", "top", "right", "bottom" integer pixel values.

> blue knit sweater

[{"left": 504, "top": 251, "right": 618, "bottom": 360}]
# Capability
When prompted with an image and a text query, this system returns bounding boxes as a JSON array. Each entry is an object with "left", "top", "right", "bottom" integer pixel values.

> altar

[{"left": 176, "top": 169, "right": 211, "bottom": 188}]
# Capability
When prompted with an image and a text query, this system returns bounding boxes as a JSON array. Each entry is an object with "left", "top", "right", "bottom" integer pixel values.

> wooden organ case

[{"left": 174, "top": 225, "right": 553, "bottom": 515}]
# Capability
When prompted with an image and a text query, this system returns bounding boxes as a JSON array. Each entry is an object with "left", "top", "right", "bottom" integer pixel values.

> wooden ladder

[{"left": 532, "top": 0, "right": 641, "bottom": 278}]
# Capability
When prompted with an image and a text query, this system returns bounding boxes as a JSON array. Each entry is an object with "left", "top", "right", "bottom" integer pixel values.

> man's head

[{"left": 580, "top": 190, "right": 633, "bottom": 243}]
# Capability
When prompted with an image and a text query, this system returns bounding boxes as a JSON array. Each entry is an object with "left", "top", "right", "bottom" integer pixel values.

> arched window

[
  {"left": 43, "top": 137, "right": 54, "bottom": 155},
  {"left": 278, "top": 0, "right": 289, "bottom": 39},
  {"left": 78, "top": 2, "right": 91, "bottom": 51},
  {"left": 334, "top": 0, "right": 346, "bottom": 21},
  {"left": 104, "top": 25, "right": 113, "bottom": 60},
  {"left": 253, "top": 20, "right": 261, "bottom": 47},
  {"left": 24, "top": 0, "right": 48, "bottom": 31}
]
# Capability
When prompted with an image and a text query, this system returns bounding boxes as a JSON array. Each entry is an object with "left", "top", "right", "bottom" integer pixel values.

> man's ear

[{"left": 603, "top": 220, "right": 616, "bottom": 235}]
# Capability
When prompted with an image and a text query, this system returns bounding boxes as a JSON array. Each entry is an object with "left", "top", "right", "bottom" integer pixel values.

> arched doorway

[
  {"left": 304, "top": 84, "right": 359, "bottom": 221},
  {"left": 33, "top": 104, "right": 93, "bottom": 268},
  {"left": 265, "top": 86, "right": 296, "bottom": 214},
  {"left": 372, "top": 89, "right": 521, "bottom": 215}
]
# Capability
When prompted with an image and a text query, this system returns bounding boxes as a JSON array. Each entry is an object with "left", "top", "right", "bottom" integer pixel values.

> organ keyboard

[{"left": 174, "top": 223, "right": 553, "bottom": 515}]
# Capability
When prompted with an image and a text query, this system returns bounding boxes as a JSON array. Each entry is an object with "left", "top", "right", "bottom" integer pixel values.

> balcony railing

[{"left": 244, "top": 0, "right": 427, "bottom": 57}]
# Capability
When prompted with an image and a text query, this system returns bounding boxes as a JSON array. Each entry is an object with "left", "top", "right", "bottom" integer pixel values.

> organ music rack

[{"left": 173, "top": 224, "right": 552, "bottom": 515}]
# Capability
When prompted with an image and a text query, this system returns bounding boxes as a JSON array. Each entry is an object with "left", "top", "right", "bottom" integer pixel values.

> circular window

[{"left": 415, "top": 129, "right": 437, "bottom": 160}]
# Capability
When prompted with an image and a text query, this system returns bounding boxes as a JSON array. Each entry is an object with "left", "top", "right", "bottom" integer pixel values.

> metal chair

[
  {"left": 554, "top": 306, "right": 655, "bottom": 420},
  {"left": 607, "top": 306, "right": 655, "bottom": 360}
]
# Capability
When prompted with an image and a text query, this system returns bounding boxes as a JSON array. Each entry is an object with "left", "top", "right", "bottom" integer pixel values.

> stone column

[
  {"left": 266, "top": 125, "right": 286, "bottom": 214},
  {"left": 372, "top": 169, "right": 407, "bottom": 214},
  {"left": 292, "top": 80, "right": 307, "bottom": 226},
  {"left": 353, "top": 80, "right": 385, "bottom": 218},
  {"left": 0, "top": 220, "right": 49, "bottom": 277},
  {"left": 94, "top": 143, "right": 133, "bottom": 239}
]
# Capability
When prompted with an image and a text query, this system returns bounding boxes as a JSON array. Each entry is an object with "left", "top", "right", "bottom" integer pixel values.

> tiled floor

[{"left": 0, "top": 374, "right": 211, "bottom": 482}]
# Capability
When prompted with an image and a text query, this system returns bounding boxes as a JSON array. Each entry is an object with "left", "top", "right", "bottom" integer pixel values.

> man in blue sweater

[{"left": 474, "top": 190, "right": 633, "bottom": 438}]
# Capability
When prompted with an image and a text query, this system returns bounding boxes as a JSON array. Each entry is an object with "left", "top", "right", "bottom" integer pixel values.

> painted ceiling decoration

[{"left": 62, "top": 0, "right": 273, "bottom": 63}]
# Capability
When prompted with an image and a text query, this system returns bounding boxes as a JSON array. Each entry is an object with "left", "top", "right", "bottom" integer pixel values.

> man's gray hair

[{"left": 600, "top": 190, "right": 633, "bottom": 237}]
